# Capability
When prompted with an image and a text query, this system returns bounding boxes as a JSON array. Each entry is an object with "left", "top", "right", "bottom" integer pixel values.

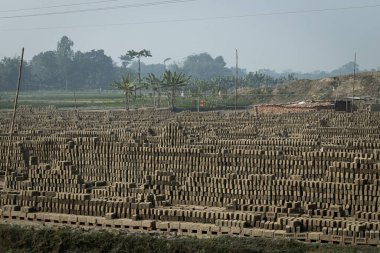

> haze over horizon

[{"left": 1, "top": 0, "right": 380, "bottom": 73}]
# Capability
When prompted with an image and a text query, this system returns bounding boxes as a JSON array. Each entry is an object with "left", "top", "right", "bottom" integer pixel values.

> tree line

[
  {"left": 0, "top": 36, "right": 298, "bottom": 92},
  {"left": 1, "top": 36, "right": 120, "bottom": 91}
]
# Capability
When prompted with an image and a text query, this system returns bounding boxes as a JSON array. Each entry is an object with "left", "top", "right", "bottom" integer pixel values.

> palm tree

[
  {"left": 144, "top": 73, "right": 162, "bottom": 108},
  {"left": 113, "top": 74, "right": 135, "bottom": 110},
  {"left": 161, "top": 70, "right": 191, "bottom": 111},
  {"left": 120, "top": 49, "right": 152, "bottom": 96}
]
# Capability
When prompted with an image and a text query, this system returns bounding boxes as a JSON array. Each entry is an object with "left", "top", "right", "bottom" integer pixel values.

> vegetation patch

[{"left": 0, "top": 224, "right": 379, "bottom": 253}]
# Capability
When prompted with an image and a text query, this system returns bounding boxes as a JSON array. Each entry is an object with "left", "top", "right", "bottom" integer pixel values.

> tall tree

[
  {"left": 30, "top": 51, "right": 60, "bottom": 90},
  {"left": 119, "top": 54, "right": 133, "bottom": 68},
  {"left": 161, "top": 70, "right": 191, "bottom": 111},
  {"left": 182, "top": 53, "right": 232, "bottom": 80},
  {"left": 72, "top": 50, "right": 115, "bottom": 89},
  {"left": 120, "top": 49, "right": 152, "bottom": 95},
  {"left": 56, "top": 36, "right": 74, "bottom": 90},
  {"left": 113, "top": 74, "right": 135, "bottom": 110},
  {"left": 0, "top": 57, "right": 30, "bottom": 91}
]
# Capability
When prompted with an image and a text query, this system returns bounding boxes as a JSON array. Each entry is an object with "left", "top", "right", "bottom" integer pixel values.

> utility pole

[
  {"left": 163, "top": 58, "right": 171, "bottom": 110},
  {"left": 73, "top": 90, "right": 77, "bottom": 110},
  {"left": 65, "top": 66, "right": 68, "bottom": 91},
  {"left": 138, "top": 56, "right": 141, "bottom": 98},
  {"left": 197, "top": 82, "right": 200, "bottom": 113},
  {"left": 235, "top": 49, "right": 238, "bottom": 116},
  {"left": 336, "top": 71, "right": 341, "bottom": 103},
  {"left": 352, "top": 53, "right": 356, "bottom": 113}
]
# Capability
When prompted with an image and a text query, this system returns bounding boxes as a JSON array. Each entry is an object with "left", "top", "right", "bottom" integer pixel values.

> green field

[
  {"left": 0, "top": 89, "right": 274, "bottom": 111},
  {"left": 0, "top": 90, "right": 135, "bottom": 110}
]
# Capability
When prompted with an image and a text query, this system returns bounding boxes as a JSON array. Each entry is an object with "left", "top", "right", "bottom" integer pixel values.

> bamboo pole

[{"left": 4, "top": 47, "right": 24, "bottom": 187}]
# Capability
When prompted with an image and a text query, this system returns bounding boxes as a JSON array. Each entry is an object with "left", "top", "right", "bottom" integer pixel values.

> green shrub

[{"left": 1, "top": 224, "right": 379, "bottom": 253}]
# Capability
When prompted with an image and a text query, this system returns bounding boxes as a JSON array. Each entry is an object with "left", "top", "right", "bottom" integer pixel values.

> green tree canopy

[
  {"left": 120, "top": 49, "right": 152, "bottom": 95},
  {"left": 72, "top": 50, "right": 115, "bottom": 90},
  {"left": 182, "top": 53, "right": 232, "bottom": 80},
  {"left": 56, "top": 36, "right": 74, "bottom": 90},
  {"left": 113, "top": 74, "right": 135, "bottom": 110},
  {"left": 0, "top": 57, "right": 30, "bottom": 91},
  {"left": 161, "top": 70, "right": 191, "bottom": 111},
  {"left": 30, "top": 51, "right": 60, "bottom": 90},
  {"left": 144, "top": 73, "right": 163, "bottom": 108}
]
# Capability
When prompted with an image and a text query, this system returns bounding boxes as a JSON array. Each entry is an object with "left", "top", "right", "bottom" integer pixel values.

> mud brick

[
  {"left": 104, "top": 212, "right": 116, "bottom": 220},
  {"left": 20, "top": 206, "right": 36, "bottom": 213}
]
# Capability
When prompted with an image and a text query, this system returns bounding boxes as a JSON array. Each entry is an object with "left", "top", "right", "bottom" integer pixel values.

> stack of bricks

[{"left": 2, "top": 107, "right": 380, "bottom": 245}]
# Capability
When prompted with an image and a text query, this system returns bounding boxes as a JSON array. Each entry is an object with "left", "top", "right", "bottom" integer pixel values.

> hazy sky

[{"left": 1, "top": 0, "right": 379, "bottom": 73}]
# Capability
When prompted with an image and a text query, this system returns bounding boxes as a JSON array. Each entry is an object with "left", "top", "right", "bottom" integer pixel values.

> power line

[
  {"left": 1, "top": 3, "right": 379, "bottom": 31},
  {"left": 0, "top": 0, "right": 198, "bottom": 20},
  {"left": 0, "top": 0, "right": 127, "bottom": 13}
]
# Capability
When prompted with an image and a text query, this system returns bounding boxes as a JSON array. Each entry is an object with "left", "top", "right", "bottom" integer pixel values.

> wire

[
  {"left": 0, "top": 0, "right": 198, "bottom": 20},
  {"left": 0, "top": 0, "right": 128, "bottom": 13},
  {"left": 0, "top": 3, "right": 379, "bottom": 31}
]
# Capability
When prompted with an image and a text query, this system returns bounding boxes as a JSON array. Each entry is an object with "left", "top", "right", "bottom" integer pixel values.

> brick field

[{"left": 1, "top": 106, "right": 380, "bottom": 245}]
